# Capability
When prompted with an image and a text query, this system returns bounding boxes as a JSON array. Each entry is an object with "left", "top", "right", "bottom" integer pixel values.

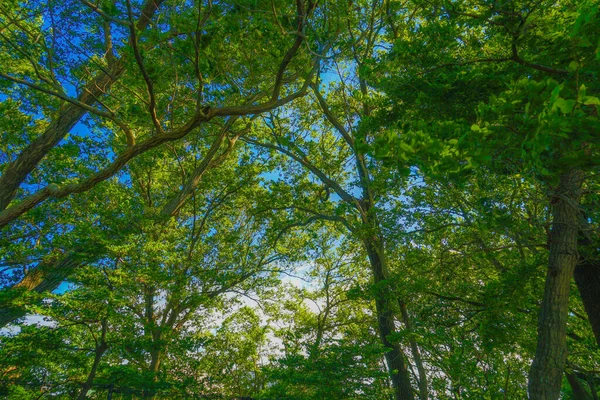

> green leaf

[
  {"left": 552, "top": 98, "right": 575, "bottom": 113},
  {"left": 568, "top": 61, "right": 579, "bottom": 72},
  {"left": 581, "top": 96, "right": 600, "bottom": 105}
]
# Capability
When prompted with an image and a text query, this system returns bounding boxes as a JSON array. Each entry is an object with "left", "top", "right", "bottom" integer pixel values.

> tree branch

[{"left": 241, "top": 136, "right": 359, "bottom": 209}]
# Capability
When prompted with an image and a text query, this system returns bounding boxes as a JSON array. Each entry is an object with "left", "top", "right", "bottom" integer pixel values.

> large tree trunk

[
  {"left": 529, "top": 169, "right": 584, "bottom": 400},
  {"left": 365, "top": 239, "right": 415, "bottom": 400}
]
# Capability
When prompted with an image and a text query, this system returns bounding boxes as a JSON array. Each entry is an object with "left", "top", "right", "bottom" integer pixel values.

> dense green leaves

[{"left": 1, "top": 0, "right": 599, "bottom": 399}]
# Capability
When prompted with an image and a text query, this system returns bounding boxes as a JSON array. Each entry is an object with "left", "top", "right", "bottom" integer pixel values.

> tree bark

[
  {"left": 529, "top": 169, "right": 584, "bottom": 400},
  {"left": 77, "top": 319, "right": 108, "bottom": 400},
  {"left": 399, "top": 299, "right": 428, "bottom": 400},
  {"left": 574, "top": 258, "right": 600, "bottom": 347},
  {"left": 566, "top": 371, "right": 592, "bottom": 400},
  {"left": 365, "top": 239, "right": 415, "bottom": 400}
]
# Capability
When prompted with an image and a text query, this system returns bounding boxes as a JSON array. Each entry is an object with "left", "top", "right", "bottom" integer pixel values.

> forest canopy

[{"left": 0, "top": 0, "right": 599, "bottom": 399}]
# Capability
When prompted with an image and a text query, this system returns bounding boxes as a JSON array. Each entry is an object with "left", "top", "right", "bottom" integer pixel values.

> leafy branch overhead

[{"left": 0, "top": 0, "right": 599, "bottom": 399}]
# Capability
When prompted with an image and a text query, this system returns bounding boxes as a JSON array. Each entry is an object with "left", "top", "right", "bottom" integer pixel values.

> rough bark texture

[
  {"left": 574, "top": 258, "right": 600, "bottom": 347},
  {"left": 529, "top": 169, "right": 584, "bottom": 400},
  {"left": 365, "top": 239, "right": 415, "bottom": 400}
]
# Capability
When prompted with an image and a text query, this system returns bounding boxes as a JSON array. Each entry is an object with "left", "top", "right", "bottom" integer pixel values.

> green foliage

[
  {"left": 1, "top": 0, "right": 600, "bottom": 398},
  {"left": 261, "top": 339, "right": 390, "bottom": 400}
]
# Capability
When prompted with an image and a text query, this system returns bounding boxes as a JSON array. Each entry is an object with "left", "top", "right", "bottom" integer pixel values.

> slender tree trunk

[
  {"left": 529, "top": 169, "right": 584, "bottom": 400},
  {"left": 150, "top": 349, "right": 162, "bottom": 374},
  {"left": 77, "top": 319, "right": 108, "bottom": 400},
  {"left": 574, "top": 259, "right": 600, "bottom": 346},
  {"left": 310, "top": 308, "right": 328, "bottom": 361},
  {"left": 143, "top": 286, "right": 162, "bottom": 400},
  {"left": 399, "top": 300, "right": 428, "bottom": 400},
  {"left": 143, "top": 349, "right": 162, "bottom": 399},
  {"left": 566, "top": 371, "right": 592, "bottom": 400},
  {"left": 365, "top": 239, "right": 414, "bottom": 400}
]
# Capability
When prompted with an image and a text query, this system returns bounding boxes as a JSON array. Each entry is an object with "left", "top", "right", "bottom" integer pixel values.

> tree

[
  {"left": 0, "top": 0, "right": 321, "bottom": 228},
  {"left": 260, "top": 235, "right": 391, "bottom": 400},
  {"left": 2, "top": 0, "right": 600, "bottom": 398},
  {"left": 372, "top": 0, "right": 600, "bottom": 397},
  {"left": 1, "top": 133, "right": 303, "bottom": 398}
]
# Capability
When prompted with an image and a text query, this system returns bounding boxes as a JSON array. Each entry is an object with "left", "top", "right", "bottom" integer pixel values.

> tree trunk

[
  {"left": 574, "top": 258, "right": 600, "bottom": 347},
  {"left": 144, "top": 349, "right": 162, "bottom": 400},
  {"left": 529, "top": 169, "right": 584, "bottom": 400},
  {"left": 77, "top": 319, "right": 108, "bottom": 400},
  {"left": 566, "top": 371, "right": 592, "bottom": 400},
  {"left": 150, "top": 348, "right": 162, "bottom": 374},
  {"left": 142, "top": 287, "right": 162, "bottom": 400},
  {"left": 365, "top": 239, "right": 415, "bottom": 400},
  {"left": 399, "top": 299, "right": 428, "bottom": 400}
]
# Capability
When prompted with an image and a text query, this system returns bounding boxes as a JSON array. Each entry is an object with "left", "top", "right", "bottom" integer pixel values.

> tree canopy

[{"left": 0, "top": 0, "right": 599, "bottom": 399}]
